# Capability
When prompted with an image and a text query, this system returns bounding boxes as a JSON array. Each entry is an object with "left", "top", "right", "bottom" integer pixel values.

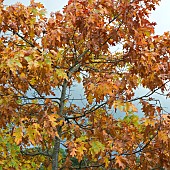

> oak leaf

[{"left": 13, "top": 127, "right": 23, "bottom": 145}]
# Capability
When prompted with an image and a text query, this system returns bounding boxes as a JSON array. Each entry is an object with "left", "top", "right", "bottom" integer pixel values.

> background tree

[{"left": 0, "top": 0, "right": 170, "bottom": 169}]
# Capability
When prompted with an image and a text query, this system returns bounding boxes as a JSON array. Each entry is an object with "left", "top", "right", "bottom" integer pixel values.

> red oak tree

[{"left": 0, "top": 0, "right": 169, "bottom": 169}]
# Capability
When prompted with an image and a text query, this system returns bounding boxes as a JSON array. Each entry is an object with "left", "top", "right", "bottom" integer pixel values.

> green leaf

[
  {"left": 145, "top": 31, "right": 151, "bottom": 37},
  {"left": 90, "top": 141, "right": 105, "bottom": 155},
  {"left": 56, "top": 69, "right": 68, "bottom": 80},
  {"left": 15, "top": 60, "right": 22, "bottom": 68},
  {"left": 45, "top": 57, "right": 52, "bottom": 65},
  {"left": 25, "top": 56, "right": 33, "bottom": 62},
  {"left": 76, "top": 135, "right": 88, "bottom": 142},
  {"left": 30, "top": 77, "right": 36, "bottom": 85},
  {"left": 16, "top": 99, "right": 22, "bottom": 104},
  {"left": 40, "top": 9, "right": 46, "bottom": 16}
]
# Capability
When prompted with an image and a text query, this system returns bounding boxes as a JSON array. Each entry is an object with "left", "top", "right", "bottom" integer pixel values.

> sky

[
  {"left": 3, "top": 0, "right": 170, "bottom": 114},
  {"left": 149, "top": 0, "right": 170, "bottom": 34}
]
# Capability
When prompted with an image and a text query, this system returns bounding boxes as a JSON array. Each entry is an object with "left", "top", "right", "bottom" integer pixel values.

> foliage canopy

[{"left": 0, "top": 0, "right": 170, "bottom": 169}]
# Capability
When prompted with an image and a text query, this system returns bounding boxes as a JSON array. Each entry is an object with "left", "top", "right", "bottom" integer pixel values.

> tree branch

[
  {"left": 21, "top": 149, "right": 51, "bottom": 157},
  {"left": 127, "top": 80, "right": 170, "bottom": 103},
  {"left": 14, "top": 32, "right": 42, "bottom": 54}
]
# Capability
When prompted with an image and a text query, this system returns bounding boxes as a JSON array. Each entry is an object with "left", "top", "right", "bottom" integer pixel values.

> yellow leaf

[
  {"left": 144, "top": 118, "right": 155, "bottom": 127},
  {"left": 48, "top": 114, "right": 57, "bottom": 122},
  {"left": 158, "top": 131, "right": 168, "bottom": 143},
  {"left": 56, "top": 69, "right": 68, "bottom": 80},
  {"left": 26, "top": 125, "right": 37, "bottom": 145},
  {"left": 48, "top": 114, "right": 59, "bottom": 127},
  {"left": 87, "top": 93, "right": 93, "bottom": 104},
  {"left": 13, "top": 127, "right": 23, "bottom": 145},
  {"left": 88, "top": 0, "right": 93, "bottom": 4},
  {"left": 30, "top": 77, "right": 36, "bottom": 85},
  {"left": 77, "top": 145, "right": 87, "bottom": 160},
  {"left": 104, "top": 157, "right": 110, "bottom": 167},
  {"left": 20, "top": 72, "right": 26, "bottom": 80}
]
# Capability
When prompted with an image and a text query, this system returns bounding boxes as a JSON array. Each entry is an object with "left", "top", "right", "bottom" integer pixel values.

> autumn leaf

[
  {"left": 20, "top": 72, "right": 26, "bottom": 80},
  {"left": 56, "top": 69, "right": 68, "bottom": 80},
  {"left": 75, "top": 135, "right": 88, "bottom": 142},
  {"left": 158, "top": 131, "right": 168, "bottom": 143},
  {"left": 70, "top": 148, "right": 77, "bottom": 157},
  {"left": 87, "top": 93, "right": 94, "bottom": 104},
  {"left": 104, "top": 157, "right": 110, "bottom": 168},
  {"left": 77, "top": 145, "right": 87, "bottom": 161},
  {"left": 115, "top": 156, "right": 126, "bottom": 169},
  {"left": 89, "top": 141, "right": 105, "bottom": 155},
  {"left": 0, "top": 0, "right": 170, "bottom": 169},
  {"left": 13, "top": 127, "right": 23, "bottom": 145}
]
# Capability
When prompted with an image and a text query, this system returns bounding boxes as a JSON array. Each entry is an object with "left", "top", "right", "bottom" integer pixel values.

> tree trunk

[
  {"left": 52, "top": 79, "right": 67, "bottom": 170},
  {"left": 52, "top": 135, "right": 61, "bottom": 170}
]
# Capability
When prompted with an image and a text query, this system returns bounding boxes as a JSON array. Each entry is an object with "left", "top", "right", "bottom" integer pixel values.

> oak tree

[{"left": 0, "top": 0, "right": 170, "bottom": 169}]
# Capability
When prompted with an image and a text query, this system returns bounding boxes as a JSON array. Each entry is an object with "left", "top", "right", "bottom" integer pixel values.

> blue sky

[{"left": 149, "top": 0, "right": 170, "bottom": 34}]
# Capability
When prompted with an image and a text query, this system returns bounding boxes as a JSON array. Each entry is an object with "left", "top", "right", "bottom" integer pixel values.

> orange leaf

[
  {"left": 70, "top": 148, "right": 77, "bottom": 157},
  {"left": 115, "top": 156, "right": 126, "bottom": 169}
]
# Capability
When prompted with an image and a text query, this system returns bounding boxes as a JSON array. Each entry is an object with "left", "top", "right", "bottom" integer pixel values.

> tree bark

[
  {"left": 52, "top": 136, "right": 61, "bottom": 170},
  {"left": 52, "top": 79, "right": 67, "bottom": 170}
]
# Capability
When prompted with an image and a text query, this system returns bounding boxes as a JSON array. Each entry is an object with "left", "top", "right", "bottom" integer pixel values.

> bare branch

[{"left": 127, "top": 81, "right": 170, "bottom": 103}]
